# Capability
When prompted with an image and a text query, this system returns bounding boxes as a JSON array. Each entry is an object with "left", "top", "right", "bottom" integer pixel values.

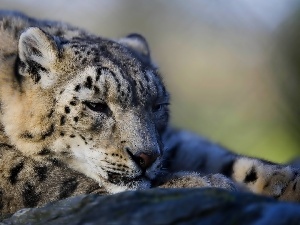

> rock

[{"left": 1, "top": 188, "right": 300, "bottom": 225}]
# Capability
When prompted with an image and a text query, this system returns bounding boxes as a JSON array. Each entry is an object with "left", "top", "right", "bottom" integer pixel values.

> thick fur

[{"left": 0, "top": 11, "right": 300, "bottom": 217}]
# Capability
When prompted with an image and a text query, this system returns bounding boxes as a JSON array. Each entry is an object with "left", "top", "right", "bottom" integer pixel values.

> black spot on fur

[
  {"left": 60, "top": 116, "right": 66, "bottom": 125},
  {"left": 221, "top": 159, "right": 235, "bottom": 177},
  {"left": 65, "top": 106, "right": 70, "bottom": 114},
  {"left": 38, "top": 148, "right": 51, "bottom": 155},
  {"left": 9, "top": 162, "right": 24, "bottom": 184},
  {"left": 94, "top": 86, "right": 100, "bottom": 94},
  {"left": 0, "top": 143, "right": 13, "bottom": 149},
  {"left": 244, "top": 167, "right": 258, "bottom": 183},
  {"left": 74, "top": 84, "right": 81, "bottom": 92},
  {"left": 22, "top": 182, "right": 40, "bottom": 208},
  {"left": 50, "top": 158, "right": 64, "bottom": 167},
  {"left": 47, "top": 109, "right": 54, "bottom": 118},
  {"left": 70, "top": 101, "right": 77, "bottom": 106},
  {"left": 96, "top": 68, "right": 102, "bottom": 81},
  {"left": 73, "top": 117, "right": 79, "bottom": 122},
  {"left": 60, "top": 132, "right": 65, "bottom": 136},
  {"left": 70, "top": 134, "right": 75, "bottom": 138},
  {"left": 82, "top": 58, "right": 87, "bottom": 64},
  {"left": 93, "top": 57, "right": 99, "bottom": 63},
  {"left": 59, "top": 178, "right": 78, "bottom": 199},
  {"left": 20, "top": 131, "right": 33, "bottom": 139},
  {"left": 41, "top": 124, "right": 54, "bottom": 140},
  {"left": 79, "top": 134, "right": 86, "bottom": 141},
  {"left": 96, "top": 74, "right": 100, "bottom": 81},
  {"left": 84, "top": 76, "right": 93, "bottom": 89},
  {"left": 34, "top": 166, "right": 48, "bottom": 181}
]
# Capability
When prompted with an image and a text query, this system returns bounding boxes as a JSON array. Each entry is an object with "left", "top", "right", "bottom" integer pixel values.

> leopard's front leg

[{"left": 155, "top": 172, "right": 238, "bottom": 191}]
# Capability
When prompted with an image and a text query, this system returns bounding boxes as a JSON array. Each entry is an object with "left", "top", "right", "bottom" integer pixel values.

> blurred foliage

[
  {"left": 273, "top": 8, "right": 300, "bottom": 146},
  {"left": 1, "top": 0, "right": 300, "bottom": 163}
]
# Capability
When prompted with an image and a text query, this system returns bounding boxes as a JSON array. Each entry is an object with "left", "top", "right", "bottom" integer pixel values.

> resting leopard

[{"left": 0, "top": 11, "right": 299, "bottom": 217}]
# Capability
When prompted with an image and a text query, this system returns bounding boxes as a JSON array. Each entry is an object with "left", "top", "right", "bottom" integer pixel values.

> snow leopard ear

[
  {"left": 119, "top": 33, "right": 151, "bottom": 60},
  {"left": 18, "top": 27, "right": 59, "bottom": 84}
]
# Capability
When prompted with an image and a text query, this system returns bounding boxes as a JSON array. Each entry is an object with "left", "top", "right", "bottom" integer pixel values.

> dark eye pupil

[
  {"left": 153, "top": 104, "right": 163, "bottom": 112},
  {"left": 84, "top": 101, "right": 109, "bottom": 113}
]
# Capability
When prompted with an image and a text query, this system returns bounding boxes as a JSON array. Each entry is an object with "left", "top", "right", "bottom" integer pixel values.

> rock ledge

[{"left": 2, "top": 188, "right": 300, "bottom": 225}]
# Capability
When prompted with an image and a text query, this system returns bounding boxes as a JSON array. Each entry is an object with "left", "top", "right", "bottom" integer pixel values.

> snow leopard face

[{"left": 1, "top": 26, "right": 169, "bottom": 193}]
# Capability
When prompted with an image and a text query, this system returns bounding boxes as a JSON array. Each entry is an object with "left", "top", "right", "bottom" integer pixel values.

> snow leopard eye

[
  {"left": 152, "top": 103, "right": 169, "bottom": 113},
  {"left": 83, "top": 101, "right": 110, "bottom": 114}
]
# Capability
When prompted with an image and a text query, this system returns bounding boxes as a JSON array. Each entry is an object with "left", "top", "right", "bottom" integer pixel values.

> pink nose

[
  {"left": 125, "top": 147, "right": 160, "bottom": 169},
  {"left": 136, "top": 153, "right": 158, "bottom": 169}
]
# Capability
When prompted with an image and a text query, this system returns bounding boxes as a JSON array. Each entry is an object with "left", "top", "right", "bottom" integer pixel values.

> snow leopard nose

[
  {"left": 126, "top": 148, "right": 159, "bottom": 169},
  {"left": 135, "top": 153, "right": 158, "bottom": 169}
]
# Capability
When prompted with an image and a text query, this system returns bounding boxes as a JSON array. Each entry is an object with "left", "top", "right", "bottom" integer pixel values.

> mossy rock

[{"left": 2, "top": 188, "right": 300, "bottom": 225}]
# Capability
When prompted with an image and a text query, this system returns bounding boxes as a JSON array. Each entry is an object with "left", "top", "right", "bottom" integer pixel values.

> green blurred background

[{"left": 2, "top": 0, "right": 300, "bottom": 163}]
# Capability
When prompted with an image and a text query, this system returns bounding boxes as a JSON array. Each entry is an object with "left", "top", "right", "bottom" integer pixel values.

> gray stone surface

[{"left": 1, "top": 188, "right": 300, "bottom": 225}]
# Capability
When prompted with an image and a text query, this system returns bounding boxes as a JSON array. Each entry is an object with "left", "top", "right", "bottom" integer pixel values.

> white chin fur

[{"left": 104, "top": 179, "right": 151, "bottom": 194}]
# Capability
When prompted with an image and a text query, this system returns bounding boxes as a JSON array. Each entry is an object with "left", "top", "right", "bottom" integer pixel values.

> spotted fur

[{"left": 0, "top": 11, "right": 300, "bottom": 218}]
